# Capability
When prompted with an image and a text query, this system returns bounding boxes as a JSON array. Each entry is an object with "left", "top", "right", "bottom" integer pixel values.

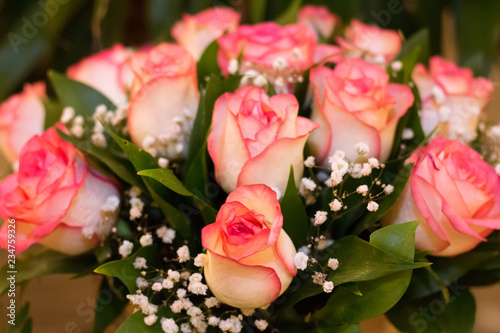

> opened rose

[
  {"left": 412, "top": 56, "right": 493, "bottom": 144},
  {"left": 0, "top": 82, "right": 45, "bottom": 164},
  {"left": 127, "top": 43, "right": 199, "bottom": 159},
  {"left": 207, "top": 86, "right": 318, "bottom": 194},
  {"left": 201, "top": 184, "right": 297, "bottom": 309},
  {"left": 383, "top": 137, "right": 500, "bottom": 257},
  {"left": 172, "top": 6, "right": 240, "bottom": 60},
  {"left": 308, "top": 58, "right": 414, "bottom": 165},
  {"left": 0, "top": 126, "right": 120, "bottom": 255}
]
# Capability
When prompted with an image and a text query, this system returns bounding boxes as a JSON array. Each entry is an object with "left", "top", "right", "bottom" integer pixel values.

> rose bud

[
  {"left": 207, "top": 86, "right": 318, "bottom": 194},
  {"left": 298, "top": 5, "right": 340, "bottom": 40},
  {"left": 337, "top": 20, "right": 402, "bottom": 66},
  {"left": 217, "top": 22, "right": 316, "bottom": 93},
  {"left": 172, "top": 6, "right": 240, "bottom": 60},
  {"left": 67, "top": 44, "right": 133, "bottom": 106},
  {"left": 308, "top": 58, "right": 414, "bottom": 165},
  {"left": 202, "top": 184, "right": 297, "bottom": 309},
  {"left": 0, "top": 126, "right": 121, "bottom": 255},
  {"left": 127, "top": 43, "right": 199, "bottom": 159},
  {"left": 0, "top": 82, "right": 46, "bottom": 165},
  {"left": 382, "top": 137, "right": 500, "bottom": 257},
  {"left": 412, "top": 56, "right": 493, "bottom": 144}
]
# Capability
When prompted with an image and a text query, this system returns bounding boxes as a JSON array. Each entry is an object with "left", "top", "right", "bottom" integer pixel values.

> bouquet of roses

[{"left": 1, "top": 2, "right": 499, "bottom": 333}]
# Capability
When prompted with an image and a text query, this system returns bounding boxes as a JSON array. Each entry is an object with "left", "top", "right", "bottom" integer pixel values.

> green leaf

[
  {"left": 139, "top": 168, "right": 193, "bottom": 197},
  {"left": 352, "top": 163, "right": 414, "bottom": 235},
  {"left": 275, "top": 0, "right": 302, "bottom": 25},
  {"left": 0, "top": 248, "right": 95, "bottom": 295},
  {"left": 93, "top": 277, "right": 128, "bottom": 333},
  {"left": 281, "top": 166, "right": 309, "bottom": 247},
  {"left": 48, "top": 71, "right": 116, "bottom": 117},
  {"left": 196, "top": 40, "right": 220, "bottom": 84},
  {"left": 396, "top": 28, "right": 430, "bottom": 66},
  {"left": 94, "top": 245, "right": 159, "bottom": 293},
  {"left": 43, "top": 99, "right": 62, "bottom": 130}
]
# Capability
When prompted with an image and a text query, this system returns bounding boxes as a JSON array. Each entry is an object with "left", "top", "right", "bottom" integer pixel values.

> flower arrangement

[{"left": 1, "top": 2, "right": 499, "bottom": 333}]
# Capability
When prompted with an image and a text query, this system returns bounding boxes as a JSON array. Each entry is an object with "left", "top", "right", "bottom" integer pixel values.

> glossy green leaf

[
  {"left": 94, "top": 245, "right": 159, "bottom": 293},
  {"left": 196, "top": 40, "right": 220, "bottom": 84},
  {"left": 139, "top": 168, "right": 194, "bottom": 197},
  {"left": 396, "top": 28, "right": 430, "bottom": 66},
  {"left": 48, "top": 70, "right": 116, "bottom": 117},
  {"left": 281, "top": 166, "right": 309, "bottom": 247},
  {"left": 93, "top": 277, "right": 128, "bottom": 333},
  {"left": 43, "top": 99, "right": 62, "bottom": 130}
]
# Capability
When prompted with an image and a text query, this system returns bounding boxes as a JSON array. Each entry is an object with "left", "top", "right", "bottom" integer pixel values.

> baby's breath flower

[
  {"left": 161, "top": 318, "right": 179, "bottom": 333},
  {"left": 168, "top": 269, "right": 181, "bottom": 282},
  {"left": 140, "top": 233, "right": 153, "bottom": 247},
  {"left": 188, "top": 282, "right": 208, "bottom": 295},
  {"left": 208, "top": 316, "right": 220, "bottom": 326},
  {"left": 162, "top": 279, "right": 174, "bottom": 289},
  {"left": 368, "top": 157, "right": 380, "bottom": 169},
  {"left": 177, "top": 288, "right": 187, "bottom": 299},
  {"left": 205, "top": 297, "right": 220, "bottom": 308},
  {"left": 180, "top": 323, "right": 192, "bottom": 333},
  {"left": 304, "top": 156, "right": 316, "bottom": 168},
  {"left": 323, "top": 280, "right": 334, "bottom": 293},
  {"left": 255, "top": 319, "right": 269, "bottom": 331},
  {"left": 60, "top": 106, "right": 75, "bottom": 123},
  {"left": 328, "top": 258, "right": 339, "bottom": 270},
  {"left": 228, "top": 59, "right": 239, "bottom": 75},
  {"left": 356, "top": 185, "right": 369, "bottom": 196},
  {"left": 402, "top": 128, "right": 415, "bottom": 140},
  {"left": 329, "top": 199, "right": 342, "bottom": 212},
  {"left": 144, "top": 314, "right": 158, "bottom": 326},
  {"left": 313, "top": 211, "right": 328, "bottom": 226},
  {"left": 367, "top": 201, "right": 379, "bottom": 212},
  {"left": 158, "top": 157, "right": 169, "bottom": 168},
  {"left": 360, "top": 163, "right": 372, "bottom": 176},
  {"left": 177, "top": 245, "right": 190, "bottom": 263},
  {"left": 156, "top": 226, "right": 176, "bottom": 244},
  {"left": 170, "top": 300, "right": 184, "bottom": 313},
  {"left": 119, "top": 240, "right": 134, "bottom": 258},
  {"left": 355, "top": 142, "right": 370, "bottom": 155},
  {"left": 151, "top": 282, "right": 163, "bottom": 291},
  {"left": 133, "top": 257, "right": 148, "bottom": 269},
  {"left": 294, "top": 252, "right": 309, "bottom": 270},
  {"left": 384, "top": 184, "right": 394, "bottom": 195},
  {"left": 194, "top": 253, "right": 206, "bottom": 267},
  {"left": 136, "top": 277, "right": 149, "bottom": 289}
]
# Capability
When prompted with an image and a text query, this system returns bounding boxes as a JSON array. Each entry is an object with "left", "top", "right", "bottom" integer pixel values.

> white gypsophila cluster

[
  {"left": 136, "top": 277, "right": 150, "bottom": 290},
  {"left": 71, "top": 115, "right": 84, "bottom": 138},
  {"left": 60, "top": 106, "right": 75, "bottom": 124},
  {"left": 304, "top": 155, "right": 316, "bottom": 168},
  {"left": 194, "top": 253, "right": 206, "bottom": 267},
  {"left": 133, "top": 257, "right": 148, "bottom": 269},
  {"left": 219, "top": 315, "right": 242, "bottom": 333},
  {"left": 177, "top": 245, "right": 190, "bottom": 263},
  {"left": 119, "top": 240, "right": 134, "bottom": 258},
  {"left": 356, "top": 185, "right": 369, "bottom": 196},
  {"left": 402, "top": 128, "right": 415, "bottom": 140},
  {"left": 205, "top": 297, "right": 220, "bottom": 308},
  {"left": 144, "top": 314, "right": 158, "bottom": 326},
  {"left": 313, "top": 211, "right": 328, "bottom": 226},
  {"left": 129, "top": 197, "right": 145, "bottom": 221},
  {"left": 312, "top": 272, "right": 326, "bottom": 285},
  {"left": 139, "top": 233, "right": 153, "bottom": 247},
  {"left": 299, "top": 177, "right": 319, "bottom": 205},
  {"left": 294, "top": 252, "right": 309, "bottom": 271},
  {"left": 355, "top": 142, "right": 370, "bottom": 156},
  {"left": 367, "top": 201, "right": 379, "bottom": 212},
  {"left": 156, "top": 225, "right": 176, "bottom": 244},
  {"left": 158, "top": 157, "right": 170, "bottom": 168},
  {"left": 161, "top": 318, "right": 179, "bottom": 333},
  {"left": 384, "top": 184, "right": 395, "bottom": 195},
  {"left": 255, "top": 319, "right": 269, "bottom": 331},
  {"left": 329, "top": 199, "right": 343, "bottom": 212},
  {"left": 322, "top": 280, "right": 334, "bottom": 293},
  {"left": 391, "top": 60, "right": 403, "bottom": 73},
  {"left": 141, "top": 108, "right": 195, "bottom": 160},
  {"left": 328, "top": 258, "right": 339, "bottom": 271}
]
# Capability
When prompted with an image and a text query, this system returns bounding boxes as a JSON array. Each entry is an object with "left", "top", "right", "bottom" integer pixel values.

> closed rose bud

[
  {"left": 202, "top": 184, "right": 297, "bottom": 309},
  {"left": 207, "top": 86, "right": 318, "bottom": 194},
  {"left": 298, "top": 5, "right": 340, "bottom": 40},
  {"left": 67, "top": 44, "right": 133, "bottom": 106},
  {"left": 127, "top": 43, "right": 199, "bottom": 159},
  {"left": 412, "top": 56, "right": 493, "bottom": 144},
  {"left": 337, "top": 20, "right": 402, "bottom": 66},
  {"left": 0, "top": 82, "right": 46, "bottom": 164},
  {"left": 0, "top": 126, "right": 120, "bottom": 255},
  {"left": 172, "top": 7, "right": 240, "bottom": 60},
  {"left": 309, "top": 58, "right": 414, "bottom": 165},
  {"left": 382, "top": 137, "right": 500, "bottom": 257}
]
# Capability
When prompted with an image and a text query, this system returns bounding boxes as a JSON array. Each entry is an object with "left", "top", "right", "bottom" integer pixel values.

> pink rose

[
  {"left": 0, "top": 82, "right": 46, "bottom": 164},
  {"left": 172, "top": 6, "right": 240, "bottom": 60},
  {"left": 309, "top": 58, "right": 414, "bottom": 165},
  {"left": 382, "top": 137, "right": 500, "bottom": 257},
  {"left": 412, "top": 56, "right": 493, "bottom": 143},
  {"left": 0, "top": 126, "right": 120, "bottom": 255},
  {"left": 314, "top": 44, "right": 344, "bottom": 65},
  {"left": 298, "top": 5, "right": 340, "bottom": 40},
  {"left": 127, "top": 43, "right": 199, "bottom": 159},
  {"left": 207, "top": 86, "right": 318, "bottom": 194},
  {"left": 217, "top": 22, "right": 316, "bottom": 93},
  {"left": 337, "top": 20, "right": 402, "bottom": 66},
  {"left": 202, "top": 184, "right": 296, "bottom": 308},
  {"left": 67, "top": 44, "right": 133, "bottom": 106}
]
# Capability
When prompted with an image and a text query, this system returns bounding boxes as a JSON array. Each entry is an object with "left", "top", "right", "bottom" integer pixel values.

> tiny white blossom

[
  {"left": 188, "top": 281, "right": 208, "bottom": 295},
  {"left": 161, "top": 318, "right": 179, "bottom": 333},
  {"left": 272, "top": 57, "right": 288, "bottom": 70},
  {"left": 329, "top": 199, "right": 342, "bottom": 212},
  {"left": 162, "top": 279, "right": 174, "bottom": 289},
  {"left": 255, "top": 319, "right": 269, "bottom": 331},
  {"left": 119, "top": 240, "right": 134, "bottom": 258},
  {"left": 328, "top": 258, "right": 339, "bottom": 270},
  {"left": 60, "top": 106, "right": 75, "bottom": 123},
  {"left": 330, "top": 158, "right": 349, "bottom": 175},
  {"left": 402, "top": 128, "right": 415, "bottom": 140},
  {"left": 368, "top": 157, "right": 380, "bottom": 169},
  {"left": 228, "top": 59, "right": 239, "bottom": 75},
  {"left": 142, "top": 135, "right": 155, "bottom": 148},
  {"left": 367, "top": 201, "right": 379, "bottom": 212},
  {"left": 144, "top": 314, "right": 158, "bottom": 326},
  {"left": 101, "top": 195, "right": 120, "bottom": 212},
  {"left": 187, "top": 306, "right": 202, "bottom": 317},
  {"left": 323, "top": 280, "right": 334, "bottom": 293},
  {"left": 158, "top": 157, "right": 169, "bottom": 168},
  {"left": 355, "top": 142, "right": 370, "bottom": 155},
  {"left": 140, "top": 233, "right": 153, "bottom": 247},
  {"left": 194, "top": 253, "right": 206, "bottom": 267},
  {"left": 177, "top": 245, "right": 190, "bottom": 263},
  {"left": 170, "top": 300, "right": 184, "bottom": 313},
  {"left": 313, "top": 211, "right": 328, "bottom": 226},
  {"left": 384, "top": 184, "right": 394, "bottom": 195},
  {"left": 312, "top": 272, "right": 326, "bottom": 285},
  {"left": 294, "top": 252, "right": 309, "bottom": 270},
  {"left": 177, "top": 288, "right": 187, "bottom": 299},
  {"left": 136, "top": 277, "right": 149, "bottom": 289},
  {"left": 350, "top": 163, "right": 363, "bottom": 178},
  {"left": 129, "top": 207, "right": 142, "bottom": 220},
  {"left": 361, "top": 163, "right": 372, "bottom": 176},
  {"left": 391, "top": 60, "right": 403, "bottom": 72},
  {"left": 189, "top": 273, "right": 203, "bottom": 283},
  {"left": 208, "top": 316, "right": 220, "bottom": 326},
  {"left": 180, "top": 323, "right": 192, "bottom": 333},
  {"left": 304, "top": 156, "right": 315, "bottom": 168},
  {"left": 329, "top": 171, "right": 344, "bottom": 186},
  {"left": 168, "top": 269, "right": 181, "bottom": 282},
  {"left": 133, "top": 257, "right": 148, "bottom": 269},
  {"left": 205, "top": 297, "right": 220, "bottom": 308},
  {"left": 151, "top": 282, "right": 163, "bottom": 291},
  {"left": 156, "top": 226, "right": 176, "bottom": 244},
  {"left": 129, "top": 186, "right": 142, "bottom": 197},
  {"left": 300, "top": 177, "right": 317, "bottom": 191},
  {"left": 253, "top": 75, "right": 267, "bottom": 87},
  {"left": 219, "top": 319, "right": 233, "bottom": 332},
  {"left": 356, "top": 185, "right": 369, "bottom": 196},
  {"left": 70, "top": 124, "right": 84, "bottom": 138},
  {"left": 91, "top": 132, "right": 107, "bottom": 147}
]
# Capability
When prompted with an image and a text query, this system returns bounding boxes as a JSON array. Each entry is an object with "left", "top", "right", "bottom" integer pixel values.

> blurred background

[{"left": 0, "top": 0, "right": 499, "bottom": 332}]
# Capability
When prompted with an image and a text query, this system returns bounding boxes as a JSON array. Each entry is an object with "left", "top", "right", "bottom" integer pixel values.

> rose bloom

[
  {"left": 383, "top": 137, "right": 500, "bottom": 257},
  {"left": 337, "top": 20, "right": 402, "bottom": 66},
  {"left": 0, "top": 126, "right": 120, "bottom": 255},
  {"left": 172, "top": 6, "right": 240, "bottom": 60},
  {"left": 207, "top": 86, "right": 318, "bottom": 194},
  {"left": 309, "top": 58, "right": 414, "bottom": 164},
  {"left": 298, "top": 5, "right": 340, "bottom": 40},
  {"left": 217, "top": 22, "right": 316, "bottom": 93},
  {"left": 0, "top": 82, "right": 45, "bottom": 164},
  {"left": 412, "top": 56, "right": 493, "bottom": 144},
  {"left": 67, "top": 44, "right": 133, "bottom": 106},
  {"left": 202, "top": 184, "right": 297, "bottom": 309},
  {"left": 127, "top": 43, "right": 199, "bottom": 159}
]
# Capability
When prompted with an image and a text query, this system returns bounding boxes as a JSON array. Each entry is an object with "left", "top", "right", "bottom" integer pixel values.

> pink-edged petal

[
  {"left": 275, "top": 230, "right": 297, "bottom": 276},
  {"left": 441, "top": 199, "right": 485, "bottom": 241},
  {"left": 314, "top": 44, "right": 343, "bottom": 65},
  {"left": 268, "top": 94, "right": 299, "bottom": 138},
  {"left": 387, "top": 83, "right": 414, "bottom": 124},
  {"left": 204, "top": 250, "right": 282, "bottom": 309},
  {"left": 223, "top": 228, "right": 271, "bottom": 260},
  {"left": 412, "top": 63, "right": 434, "bottom": 101},
  {"left": 207, "top": 94, "right": 251, "bottom": 193}
]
